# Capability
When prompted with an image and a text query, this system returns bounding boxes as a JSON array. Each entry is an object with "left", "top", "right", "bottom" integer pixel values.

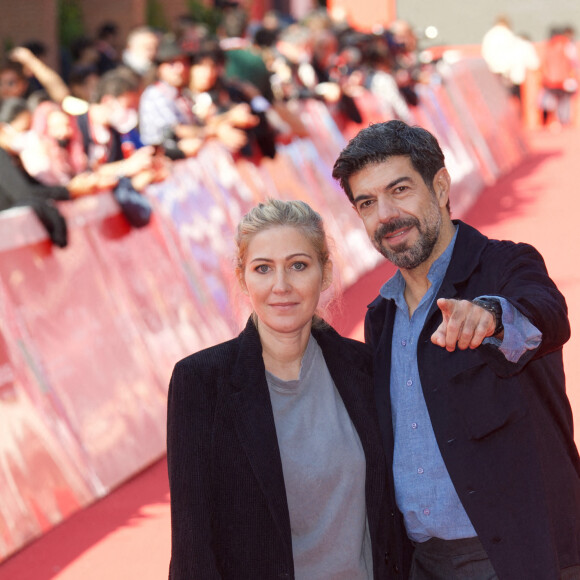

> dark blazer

[
  {"left": 366, "top": 220, "right": 580, "bottom": 579},
  {"left": 167, "top": 318, "right": 399, "bottom": 579}
]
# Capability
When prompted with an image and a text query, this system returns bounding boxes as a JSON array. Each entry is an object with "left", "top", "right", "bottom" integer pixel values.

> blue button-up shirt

[{"left": 381, "top": 227, "right": 541, "bottom": 541}]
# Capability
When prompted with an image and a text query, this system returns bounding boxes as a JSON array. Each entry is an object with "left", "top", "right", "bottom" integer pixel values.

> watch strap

[{"left": 471, "top": 297, "right": 504, "bottom": 336}]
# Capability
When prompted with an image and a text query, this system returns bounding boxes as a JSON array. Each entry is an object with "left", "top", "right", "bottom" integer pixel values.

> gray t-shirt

[{"left": 266, "top": 335, "right": 373, "bottom": 580}]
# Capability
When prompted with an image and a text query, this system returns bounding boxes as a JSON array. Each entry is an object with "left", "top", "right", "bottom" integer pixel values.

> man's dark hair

[
  {"left": 332, "top": 120, "right": 446, "bottom": 203},
  {"left": 0, "top": 60, "right": 26, "bottom": 79},
  {"left": 97, "top": 22, "right": 119, "bottom": 41},
  {"left": 94, "top": 67, "right": 140, "bottom": 102},
  {"left": 190, "top": 38, "right": 226, "bottom": 66}
]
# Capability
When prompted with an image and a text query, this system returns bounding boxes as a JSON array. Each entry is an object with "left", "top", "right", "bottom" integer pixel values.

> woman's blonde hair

[
  {"left": 235, "top": 198, "right": 330, "bottom": 275},
  {"left": 235, "top": 199, "right": 332, "bottom": 327}
]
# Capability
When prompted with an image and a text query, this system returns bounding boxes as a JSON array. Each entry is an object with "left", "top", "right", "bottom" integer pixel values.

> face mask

[{"left": 108, "top": 104, "right": 138, "bottom": 134}]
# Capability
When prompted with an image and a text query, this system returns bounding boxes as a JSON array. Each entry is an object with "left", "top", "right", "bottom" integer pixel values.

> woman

[
  {"left": 0, "top": 98, "right": 70, "bottom": 247},
  {"left": 167, "top": 199, "right": 393, "bottom": 579}
]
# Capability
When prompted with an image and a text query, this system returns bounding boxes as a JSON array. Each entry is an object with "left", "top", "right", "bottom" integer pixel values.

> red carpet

[{"left": 1, "top": 126, "right": 579, "bottom": 580}]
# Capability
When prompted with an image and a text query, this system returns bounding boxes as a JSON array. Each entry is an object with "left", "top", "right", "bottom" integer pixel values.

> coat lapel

[{"left": 228, "top": 320, "right": 292, "bottom": 549}]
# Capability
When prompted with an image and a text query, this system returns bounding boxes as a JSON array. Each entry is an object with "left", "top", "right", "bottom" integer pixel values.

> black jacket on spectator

[{"left": 0, "top": 147, "right": 69, "bottom": 247}]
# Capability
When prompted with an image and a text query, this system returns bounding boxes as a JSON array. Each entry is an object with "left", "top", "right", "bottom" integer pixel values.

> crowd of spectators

[
  {"left": 0, "top": 7, "right": 427, "bottom": 247},
  {"left": 481, "top": 16, "right": 579, "bottom": 129}
]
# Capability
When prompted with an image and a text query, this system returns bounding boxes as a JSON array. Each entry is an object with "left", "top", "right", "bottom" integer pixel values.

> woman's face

[{"left": 241, "top": 225, "right": 331, "bottom": 336}]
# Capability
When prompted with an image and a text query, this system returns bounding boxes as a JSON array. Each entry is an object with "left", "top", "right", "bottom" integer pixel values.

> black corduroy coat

[{"left": 167, "top": 319, "right": 403, "bottom": 579}]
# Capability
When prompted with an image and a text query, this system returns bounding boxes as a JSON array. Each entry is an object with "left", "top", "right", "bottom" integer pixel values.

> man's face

[
  {"left": 105, "top": 91, "right": 139, "bottom": 133},
  {"left": 190, "top": 57, "right": 219, "bottom": 93},
  {"left": 129, "top": 32, "right": 159, "bottom": 63},
  {"left": 158, "top": 57, "right": 190, "bottom": 88},
  {"left": 349, "top": 155, "right": 449, "bottom": 270}
]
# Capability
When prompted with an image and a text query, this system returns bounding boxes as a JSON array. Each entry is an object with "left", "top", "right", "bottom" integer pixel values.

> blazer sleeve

[
  {"left": 167, "top": 358, "right": 222, "bottom": 580},
  {"left": 476, "top": 241, "right": 570, "bottom": 374}
]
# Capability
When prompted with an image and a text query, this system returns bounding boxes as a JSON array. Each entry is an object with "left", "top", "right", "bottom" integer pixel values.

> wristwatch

[{"left": 471, "top": 297, "right": 504, "bottom": 336}]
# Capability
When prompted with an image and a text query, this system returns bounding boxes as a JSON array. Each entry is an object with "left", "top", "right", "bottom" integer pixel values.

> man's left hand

[{"left": 431, "top": 298, "right": 497, "bottom": 351}]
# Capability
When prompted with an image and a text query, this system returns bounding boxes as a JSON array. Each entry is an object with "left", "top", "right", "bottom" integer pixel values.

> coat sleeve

[
  {"left": 167, "top": 359, "right": 222, "bottom": 580},
  {"left": 477, "top": 241, "right": 570, "bottom": 374}
]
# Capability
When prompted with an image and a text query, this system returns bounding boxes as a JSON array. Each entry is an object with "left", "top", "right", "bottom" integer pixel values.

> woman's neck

[{"left": 258, "top": 321, "right": 312, "bottom": 381}]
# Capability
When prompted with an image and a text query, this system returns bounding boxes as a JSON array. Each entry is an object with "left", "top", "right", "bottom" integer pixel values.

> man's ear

[{"left": 434, "top": 167, "right": 451, "bottom": 208}]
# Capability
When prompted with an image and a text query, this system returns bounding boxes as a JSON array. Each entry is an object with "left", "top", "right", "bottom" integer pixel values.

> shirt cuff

[{"left": 480, "top": 296, "right": 542, "bottom": 363}]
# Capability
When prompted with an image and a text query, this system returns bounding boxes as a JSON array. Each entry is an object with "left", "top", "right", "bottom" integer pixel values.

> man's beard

[{"left": 373, "top": 201, "right": 442, "bottom": 270}]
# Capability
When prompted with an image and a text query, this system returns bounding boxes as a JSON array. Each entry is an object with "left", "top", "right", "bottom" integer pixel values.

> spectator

[
  {"left": 481, "top": 16, "right": 517, "bottom": 84},
  {"left": 272, "top": 24, "right": 361, "bottom": 128},
  {"left": 0, "top": 98, "right": 69, "bottom": 247},
  {"left": 19, "top": 40, "right": 49, "bottom": 94},
  {"left": 95, "top": 21, "right": 120, "bottom": 74},
  {"left": 540, "top": 26, "right": 579, "bottom": 128},
  {"left": 7, "top": 46, "right": 71, "bottom": 105},
  {"left": 122, "top": 26, "right": 160, "bottom": 79},
  {"left": 25, "top": 101, "right": 86, "bottom": 185},
  {"left": 139, "top": 36, "right": 204, "bottom": 158},
  {"left": 174, "top": 14, "right": 209, "bottom": 55},
  {"left": 77, "top": 69, "right": 167, "bottom": 193},
  {"left": 67, "top": 65, "right": 100, "bottom": 104},
  {"left": 482, "top": 16, "right": 541, "bottom": 102},
  {"left": 0, "top": 61, "right": 30, "bottom": 100},
  {"left": 189, "top": 41, "right": 261, "bottom": 157},
  {"left": 362, "top": 37, "right": 413, "bottom": 123},
  {"left": 69, "top": 36, "right": 100, "bottom": 73},
  {"left": 508, "top": 32, "right": 540, "bottom": 101},
  {"left": 386, "top": 20, "right": 423, "bottom": 107}
]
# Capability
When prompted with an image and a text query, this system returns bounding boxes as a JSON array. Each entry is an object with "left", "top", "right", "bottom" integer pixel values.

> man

[
  {"left": 76, "top": 68, "right": 167, "bottom": 227},
  {"left": 121, "top": 26, "right": 160, "bottom": 79},
  {"left": 332, "top": 120, "right": 580, "bottom": 579},
  {"left": 139, "top": 36, "right": 203, "bottom": 157},
  {"left": 77, "top": 68, "right": 155, "bottom": 182}
]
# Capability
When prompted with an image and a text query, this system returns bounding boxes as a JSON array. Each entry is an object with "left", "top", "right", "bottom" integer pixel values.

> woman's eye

[
  {"left": 292, "top": 262, "right": 307, "bottom": 271},
  {"left": 255, "top": 264, "right": 270, "bottom": 274}
]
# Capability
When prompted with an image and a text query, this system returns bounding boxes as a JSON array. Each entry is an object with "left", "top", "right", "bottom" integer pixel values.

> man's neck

[{"left": 400, "top": 218, "right": 456, "bottom": 316}]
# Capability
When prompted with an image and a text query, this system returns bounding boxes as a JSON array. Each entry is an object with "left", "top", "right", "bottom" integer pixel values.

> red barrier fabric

[{"left": 0, "top": 57, "right": 527, "bottom": 562}]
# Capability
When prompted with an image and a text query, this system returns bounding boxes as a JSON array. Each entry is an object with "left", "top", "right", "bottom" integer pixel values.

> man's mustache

[{"left": 374, "top": 218, "right": 420, "bottom": 245}]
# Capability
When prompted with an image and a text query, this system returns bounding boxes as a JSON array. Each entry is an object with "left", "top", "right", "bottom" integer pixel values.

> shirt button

[
  {"left": 423, "top": 508, "right": 430, "bottom": 516},
  {"left": 401, "top": 339, "right": 407, "bottom": 346},
  {"left": 411, "top": 422, "right": 418, "bottom": 429},
  {"left": 406, "top": 379, "right": 413, "bottom": 387},
  {"left": 417, "top": 467, "right": 424, "bottom": 474}
]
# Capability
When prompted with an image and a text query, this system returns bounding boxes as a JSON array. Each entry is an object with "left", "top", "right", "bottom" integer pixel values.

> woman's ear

[
  {"left": 322, "top": 260, "right": 333, "bottom": 291},
  {"left": 237, "top": 270, "right": 249, "bottom": 295}
]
